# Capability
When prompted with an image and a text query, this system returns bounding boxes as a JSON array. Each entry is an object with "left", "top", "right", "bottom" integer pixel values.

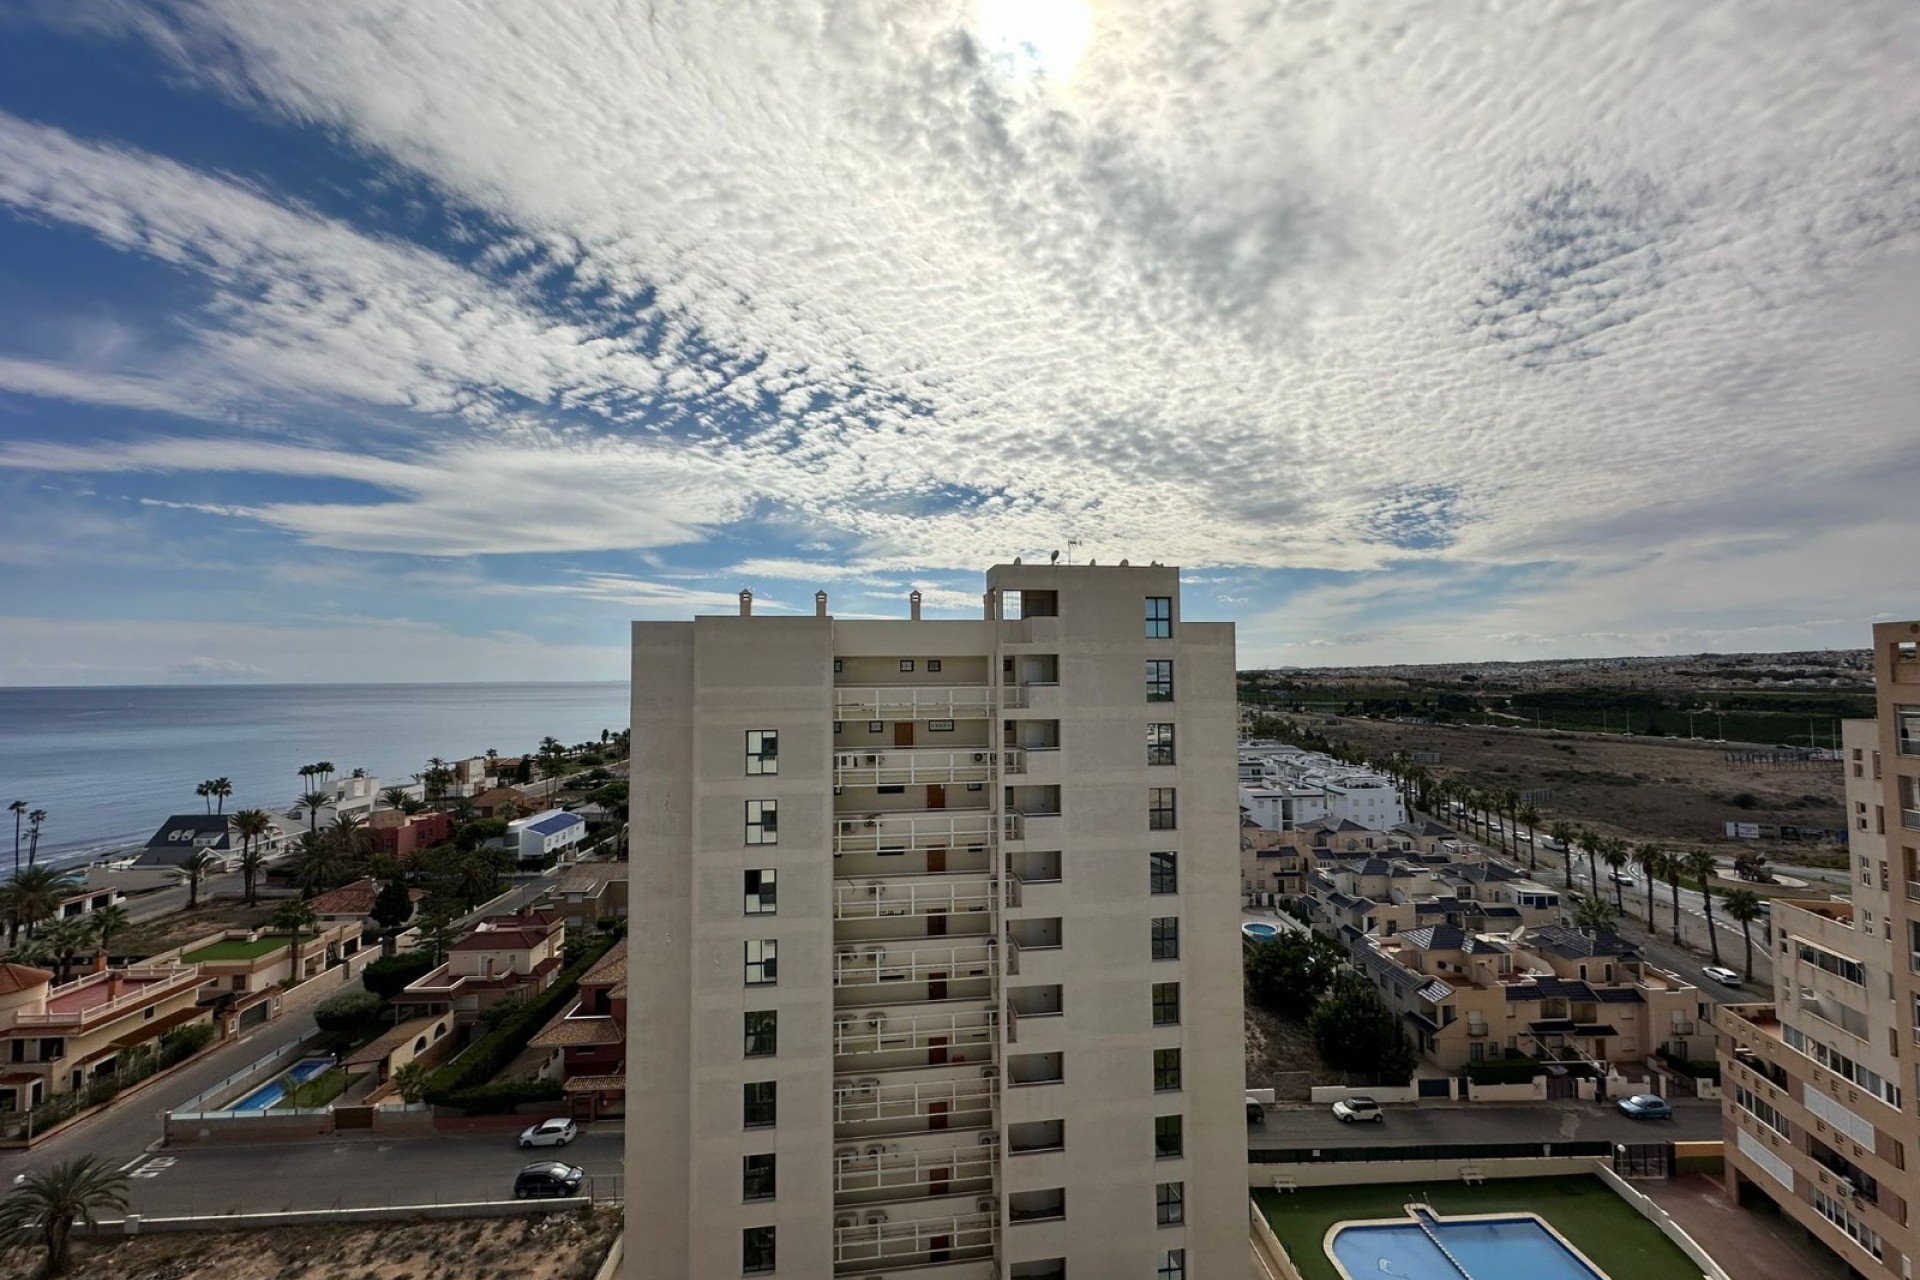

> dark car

[
  {"left": 1617, "top": 1094, "right": 1673, "bottom": 1120},
  {"left": 514, "top": 1161, "right": 587, "bottom": 1199}
]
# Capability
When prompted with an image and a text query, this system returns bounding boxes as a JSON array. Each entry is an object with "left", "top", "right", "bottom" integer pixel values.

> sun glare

[{"left": 973, "top": 0, "right": 1093, "bottom": 83}]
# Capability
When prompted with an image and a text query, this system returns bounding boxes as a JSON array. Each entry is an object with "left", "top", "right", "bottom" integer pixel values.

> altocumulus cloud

[{"left": 0, "top": 0, "right": 1915, "bottom": 670}]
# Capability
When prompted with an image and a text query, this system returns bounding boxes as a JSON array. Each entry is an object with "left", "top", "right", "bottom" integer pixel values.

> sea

[{"left": 0, "top": 683, "right": 629, "bottom": 869}]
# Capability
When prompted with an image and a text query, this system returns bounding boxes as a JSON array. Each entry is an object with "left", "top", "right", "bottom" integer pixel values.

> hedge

[
  {"left": 439, "top": 1080, "right": 565, "bottom": 1114},
  {"left": 362, "top": 950, "right": 438, "bottom": 1000},
  {"left": 1465, "top": 1055, "right": 1543, "bottom": 1085},
  {"left": 422, "top": 934, "right": 617, "bottom": 1110}
]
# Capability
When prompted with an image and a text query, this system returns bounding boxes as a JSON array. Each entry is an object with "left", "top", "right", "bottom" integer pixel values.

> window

[
  {"left": 743, "top": 1081, "right": 777, "bottom": 1128},
  {"left": 1147, "top": 722, "right": 1174, "bottom": 765},
  {"left": 745, "top": 799, "right": 777, "bottom": 845},
  {"left": 833, "top": 658, "right": 843, "bottom": 673},
  {"left": 1154, "top": 1114, "right": 1183, "bottom": 1159},
  {"left": 743, "top": 1225, "right": 776, "bottom": 1274},
  {"left": 746, "top": 940, "right": 778, "bottom": 986},
  {"left": 900, "top": 659, "right": 915, "bottom": 672},
  {"left": 1158, "top": 1248, "right": 1186, "bottom": 1280},
  {"left": 744, "top": 1010, "right": 777, "bottom": 1057},
  {"left": 1156, "top": 1181, "right": 1185, "bottom": 1226},
  {"left": 1150, "top": 851, "right": 1177, "bottom": 895},
  {"left": 1151, "top": 918, "right": 1179, "bottom": 960},
  {"left": 1153, "top": 1047, "right": 1182, "bottom": 1092},
  {"left": 1152, "top": 982, "right": 1181, "bottom": 1026},
  {"left": 745, "top": 729, "right": 778, "bottom": 775},
  {"left": 868, "top": 720, "right": 884, "bottom": 733},
  {"left": 1149, "top": 788, "right": 1176, "bottom": 830},
  {"left": 929, "top": 719, "right": 955, "bottom": 732},
  {"left": 745, "top": 869, "right": 777, "bottom": 915},
  {"left": 1146, "top": 596, "right": 1172, "bottom": 638},
  {"left": 1146, "top": 660, "right": 1173, "bottom": 702},
  {"left": 927, "top": 659, "right": 942, "bottom": 673},
  {"left": 743, "top": 1154, "right": 776, "bottom": 1201}
]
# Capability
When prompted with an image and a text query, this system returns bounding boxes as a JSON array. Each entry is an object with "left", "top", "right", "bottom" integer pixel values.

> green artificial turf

[
  {"left": 1255, "top": 1175, "right": 1702, "bottom": 1280},
  {"left": 184, "top": 934, "right": 293, "bottom": 962}
]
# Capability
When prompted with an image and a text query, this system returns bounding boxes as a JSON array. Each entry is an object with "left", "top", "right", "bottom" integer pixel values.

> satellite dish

[{"left": 1049, "top": 550, "right": 1060, "bottom": 564}]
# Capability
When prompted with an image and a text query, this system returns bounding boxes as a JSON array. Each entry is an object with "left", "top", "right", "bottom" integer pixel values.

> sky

[{"left": 0, "top": 0, "right": 1915, "bottom": 685}]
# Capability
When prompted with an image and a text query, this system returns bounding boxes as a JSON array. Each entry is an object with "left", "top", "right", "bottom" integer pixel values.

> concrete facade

[
  {"left": 1718, "top": 623, "right": 1920, "bottom": 1280},
  {"left": 626, "top": 565, "right": 1243, "bottom": 1280}
]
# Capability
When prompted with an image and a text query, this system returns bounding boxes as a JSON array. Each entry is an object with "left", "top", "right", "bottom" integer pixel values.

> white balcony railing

[
  {"left": 835, "top": 812, "right": 996, "bottom": 856},
  {"left": 834, "top": 942, "right": 997, "bottom": 987},
  {"left": 833, "top": 1005, "right": 999, "bottom": 1057},
  {"left": 9, "top": 966, "right": 201, "bottom": 1028},
  {"left": 1001, "top": 809, "right": 1060, "bottom": 841},
  {"left": 833, "top": 1142, "right": 998, "bottom": 1195},
  {"left": 833, "top": 1074, "right": 997, "bottom": 1126},
  {"left": 835, "top": 875, "right": 998, "bottom": 920},
  {"left": 834, "top": 749, "right": 1018, "bottom": 787},
  {"left": 834, "top": 1211, "right": 997, "bottom": 1270},
  {"left": 835, "top": 685, "right": 997, "bottom": 721}
]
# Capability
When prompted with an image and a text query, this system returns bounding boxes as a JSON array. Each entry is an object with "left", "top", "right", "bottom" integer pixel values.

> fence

[
  {"left": 93, "top": 1193, "right": 615, "bottom": 1237},
  {"left": 1250, "top": 1139, "right": 1614, "bottom": 1165},
  {"left": 171, "top": 1027, "right": 320, "bottom": 1117},
  {"left": 1597, "top": 1163, "right": 1734, "bottom": 1280}
]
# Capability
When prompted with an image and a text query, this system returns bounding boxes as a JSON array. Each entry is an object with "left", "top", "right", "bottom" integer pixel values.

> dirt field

[
  {"left": 114, "top": 896, "right": 283, "bottom": 959},
  {"left": 1327, "top": 718, "right": 1846, "bottom": 860},
  {"left": 1, "top": 1210, "right": 620, "bottom": 1280},
  {"left": 1245, "top": 1005, "right": 1344, "bottom": 1100}
]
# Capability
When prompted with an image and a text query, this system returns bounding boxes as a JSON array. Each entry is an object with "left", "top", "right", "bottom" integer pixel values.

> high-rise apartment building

[
  {"left": 626, "top": 564, "right": 1244, "bottom": 1280},
  {"left": 1719, "top": 621, "right": 1920, "bottom": 1278}
]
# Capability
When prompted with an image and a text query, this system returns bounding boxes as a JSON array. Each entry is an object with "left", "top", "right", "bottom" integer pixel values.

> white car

[
  {"left": 518, "top": 1117, "right": 578, "bottom": 1148},
  {"left": 1701, "top": 966, "right": 1742, "bottom": 987},
  {"left": 1332, "top": 1097, "right": 1384, "bottom": 1123}
]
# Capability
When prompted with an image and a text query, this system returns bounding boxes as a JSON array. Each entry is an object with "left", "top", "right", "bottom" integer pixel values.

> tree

[
  {"left": 380, "top": 787, "right": 412, "bottom": 811},
  {"left": 37, "top": 917, "right": 94, "bottom": 984},
  {"left": 88, "top": 904, "right": 129, "bottom": 957},
  {"left": 196, "top": 780, "right": 212, "bottom": 812},
  {"left": 0, "top": 1155, "right": 130, "bottom": 1275},
  {"left": 1657, "top": 851, "right": 1685, "bottom": 940},
  {"left": 1722, "top": 889, "right": 1764, "bottom": 981},
  {"left": 326, "top": 813, "right": 373, "bottom": 876},
  {"left": 1632, "top": 843, "right": 1662, "bottom": 924},
  {"left": 297, "top": 789, "right": 331, "bottom": 836},
  {"left": 392, "top": 1061, "right": 428, "bottom": 1104},
  {"left": 1517, "top": 804, "right": 1541, "bottom": 871},
  {"left": 1683, "top": 849, "right": 1723, "bottom": 963},
  {"left": 25, "top": 810, "right": 47, "bottom": 868},
  {"left": 231, "top": 808, "right": 274, "bottom": 906},
  {"left": 1549, "top": 821, "right": 1576, "bottom": 887},
  {"left": 6, "top": 800, "right": 24, "bottom": 877},
  {"left": 362, "top": 949, "right": 437, "bottom": 999},
  {"left": 1500, "top": 788, "right": 1520, "bottom": 852},
  {"left": 413, "top": 908, "right": 458, "bottom": 965},
  {"left": 314, "top": 761, "right": 336, "bottom": 784},
  {"left": 1309, "top": 978, "right": 1417, "bottom": 1083},
  {"left": 313, "top": 990, "right": 382, "bottom": 1035},
  {"left": 271, "top": 898, "right": 319, "bottom": 982},
  {"left": 3, "top": 866, "right": 80, "bottom": 945},
  {"left": 1571, "top": 894, "right": 1616, "bottom": 934},
  {"left": 175, "top": 849, "right": 221, "bottom": 910},
  {"left": 1244, "top": 932, "right": 1343, "bottom": 1021},
  {"left": 1576, "top": 827, "right": 1602, "bottom": 896},
  {"left": 1601, "top": 839, "right": 1630, "bottom": 913},
  {"left": 371, "top": 879, "right": 416, "bottom": 952},
  {"left": 292, "top": 830, "right": 344, "bottom": 893}
]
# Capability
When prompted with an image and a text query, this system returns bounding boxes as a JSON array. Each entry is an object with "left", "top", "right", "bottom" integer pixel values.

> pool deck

[{"left": 1646, "top": 1175, "right": 1850, "bottom": 1280}]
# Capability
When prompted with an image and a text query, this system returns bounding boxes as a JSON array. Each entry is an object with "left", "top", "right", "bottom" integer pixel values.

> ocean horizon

[{"left": 0, "top": 681, "right": 629, "bottom": 869}]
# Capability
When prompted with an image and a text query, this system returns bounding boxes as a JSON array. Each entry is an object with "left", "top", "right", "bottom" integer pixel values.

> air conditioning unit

[
  {"left": 867, "top": 1012, "right": 887, "bottom": 1030},
  {"left": 973, "top": 752, "right": 987, "bottom": 764},
  {"left": 981, "top": 1064, "right": 999, "bottom": 1079},
  {"left": 835, "top": 1213, "right": 859, "bottom": 1230},
  {"left": 835, "top": 1011, "right": 857, "bottom": 1025},
  {"left": 978, "top": 1132, "right": 999, "bottom": 1146},
  {"left": 864, "top": 754, "right": 879, "bottom": 766},
  {"left": 834, "top": 1146, "right": 859, "bottom": 1162},
  {"left": 864, "top": 947, "right": 886, "bottom": 964},
  {"left": 856, "top": 1077, "right": 881, "bottom": 1095},
  {"left": 864, "top": 1210, "right": 889, "bottom": 1225},
  {"left": 977, "top": 1198, "right": 997, "bottom": 1214},
  {"left": 866, "top": 1143, "right": 890, "bottom": 1157}
]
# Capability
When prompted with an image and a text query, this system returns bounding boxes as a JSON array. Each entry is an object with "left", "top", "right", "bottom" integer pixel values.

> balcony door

[
  {"left": 894, "top": 722, "right": 914, "bottom": 747},
  {"left": 927, "top": 785, "right": 947, "bottom": 810}
]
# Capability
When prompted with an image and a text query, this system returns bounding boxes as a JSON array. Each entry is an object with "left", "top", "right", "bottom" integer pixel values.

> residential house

[
  {"left": 307, "top": 877, "right": 424, "bottom": 936},
  {"left": 179, "top": 922, "right": 359, "bottom": 999},
  {"left": 529, "top": 938, "right": 627, "bottom": 1119},
  {"left": 54, "top": 884, "right": 126, "bottom": 922},
  {"left": 554, "top": 861, "right": 630, "bottom": 931},
  {"left": 0, "top": 959, "right": 207, "bottom": 1108},
  {"left": 470, "top": 786, "right": 534, "bottom": 820},
  {"left": 506, "top": 810, "right": 586, "bottom": 863},
  {"left": 344, "top": 1010, "right": 457, "bottom": 1094},
  {"left": 367, "top": 810, "right": 453, "bottom": 860},
  {"left": 132, "top": 814, "right": 239, "bottom": 870},
  {"left": 401, "top": 910, "right": 566, "bottom": 1027}
]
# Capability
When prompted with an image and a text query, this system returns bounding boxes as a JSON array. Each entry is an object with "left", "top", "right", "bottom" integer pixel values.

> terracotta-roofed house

[
  {"left": 554, "top": 861, "right": 630, "bottom": 930},
  {"left": 401, "top": 910, "right": 566, "bottom": 1026},
  {"left": 0, "top": 958, "right": 208, "bottom": 1110},
  {"left": 530, "top": 938, "right": 627, "bottom": 1119}
]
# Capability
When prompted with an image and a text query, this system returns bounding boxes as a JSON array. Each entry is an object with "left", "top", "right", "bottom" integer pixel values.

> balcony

[
  {"left": 833, "top": 1208, "right": 996, "bottom": 1273},
  {"left": 836, "top": 749, "right": 1014, "bottom": 788},
  {"left": 1002, "top": 811, "right": 1062, "bottom": 845},
  {"left": 835, "top": 875, "right": 998, "bottom": 921},
  {"left": 835, "top": 685, "right": 998, "bottom": 721},
  {"left": 833, "top": 1072, "right": 997, "bottom": 1131},
  {"left": 10, "top": 966, "right": 202, "bottom": 1029},
  {"left": 833, "top": 1135, "right": 998, "bottom": 1200},
  {"left": 1903, "top": 809, "right": 1920, "bottom": 832},
  {"left": 835, "top": 811, "right": 996, "bottom": 857},
  {"left": 834, "top": 941, "right": 998, "bottom": 988},
  {"left": 833, "top": 1003, "right": 998, "bottom": 1061}
]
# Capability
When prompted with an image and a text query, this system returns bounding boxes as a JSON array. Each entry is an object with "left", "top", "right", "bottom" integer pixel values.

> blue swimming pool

[
  {"left": 1242, "top": 922, "right": 1280, "bottom": 942},
  {"left": 1329, "top": 1211, "right": 1607, "bottom": 1280},
  {"left": 230, "top": 1056, "right": 336, "bottom": 1112}
]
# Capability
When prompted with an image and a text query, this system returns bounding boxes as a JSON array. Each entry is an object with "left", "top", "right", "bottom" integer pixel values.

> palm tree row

[
  {"left": 7, "top": 801, "right": 50, "bottom": 875},
  {"left": 194, "top": 777, "right": 233, "bottom": 814}
]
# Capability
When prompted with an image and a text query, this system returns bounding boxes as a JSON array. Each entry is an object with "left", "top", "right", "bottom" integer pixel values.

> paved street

[
  {"left": 119, "top": 1127, "right": 624, "bottom": 1216},
  {"left": 1252, "top": 1099, "right": 1724, "bottom": 1148}
]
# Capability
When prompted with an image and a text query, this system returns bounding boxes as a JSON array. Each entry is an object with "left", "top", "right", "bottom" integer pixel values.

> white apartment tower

[{"left": 627, "top": 564, "right": 1244, "bottom": 1280}]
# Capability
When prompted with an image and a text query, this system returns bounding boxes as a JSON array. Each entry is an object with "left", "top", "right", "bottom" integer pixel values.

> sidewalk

[{"left": 1648, "top": 1175, "right": 1850, "bottom": 1280}]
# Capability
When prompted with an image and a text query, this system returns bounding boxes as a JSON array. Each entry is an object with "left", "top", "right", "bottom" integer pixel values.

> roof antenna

[{"left": 1066, "top": 538, "right": 1081, "bottom": 565}]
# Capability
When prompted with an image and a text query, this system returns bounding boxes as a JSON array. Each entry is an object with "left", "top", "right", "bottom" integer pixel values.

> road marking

[{"left": 129, "top": 1156, "right": 176, "bottom": 1179}]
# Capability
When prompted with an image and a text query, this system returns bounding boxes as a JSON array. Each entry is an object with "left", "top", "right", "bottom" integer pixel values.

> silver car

[{"left": 518, "top": 1117, "right": 578, "bottom": 1148}]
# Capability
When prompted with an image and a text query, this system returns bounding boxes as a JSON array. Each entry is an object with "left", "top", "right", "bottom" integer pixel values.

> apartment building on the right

[{"left": 1718, "top": 621, "right": 1920, "bottom": 1279}]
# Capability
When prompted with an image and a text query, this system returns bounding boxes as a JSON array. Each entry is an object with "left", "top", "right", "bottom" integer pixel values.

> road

[
  {"left": 120, "top": 1127, "right": 624, "bottom": 1216},
  {"left": 1252, "top": 1099, "right": 1723, "bottom": 1148}
]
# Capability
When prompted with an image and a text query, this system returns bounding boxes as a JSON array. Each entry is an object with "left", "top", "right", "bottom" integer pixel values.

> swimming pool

[
  {"left": 1328, "top": 1209, "right": 1609, "bottom": 1280},
  {"left": 229, "top": 1056, "right": 336, "bottom": 1112},
  {"left": 1241, "top": 922, "right": 1280, "bottom": 942}
]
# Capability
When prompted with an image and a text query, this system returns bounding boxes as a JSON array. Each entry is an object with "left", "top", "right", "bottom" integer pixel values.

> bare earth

[
  {"left": 114, "top": 897, "right": 283, "bottom": 960},
  {"left": 1326, "top": 719, "right": 1845, "bottom": 860},
  {"left": 2, "top": 1211, "right": 620, "bottom": 1280},
  {"left": 1245, "top": 1005, "right": 1343, "bottom": 1101}
]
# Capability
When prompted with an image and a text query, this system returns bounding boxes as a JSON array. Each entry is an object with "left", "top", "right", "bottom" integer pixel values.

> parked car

[
  {"left": 514, "top": 1161, "right": 586, "bottom": 1198},
  {"left": 1701, "top": 966, "right": 1742, "bottom": 987},
  {"left": 1332, "top": 1097, "right": 1384, "bottom": 1123},
  {"left": 518, "top": 1117, "right": 578, "bottom": 1148},
  {"left": 1617, "top": 1095, "right": 1673, "bottom": 1120},
  {"left": 1246, "top": 1096, "right": 1265, "bottom": 1125}
]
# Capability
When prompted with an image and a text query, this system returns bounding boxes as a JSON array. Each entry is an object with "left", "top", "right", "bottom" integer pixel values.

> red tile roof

[{"left": 0, "top": 964, "right": 53, "bottom": 995}]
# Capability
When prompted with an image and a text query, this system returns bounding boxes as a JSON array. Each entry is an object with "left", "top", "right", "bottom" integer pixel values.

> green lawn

[
  {"left": 274, "top": 1068, "right": 357, "bottom": 1110},
  {"left": 1256, "top": 1175, "right": 1701, "bottom": 1280},
  {"left": 184, "top": 934, "right": 293, "bottom": 962}
]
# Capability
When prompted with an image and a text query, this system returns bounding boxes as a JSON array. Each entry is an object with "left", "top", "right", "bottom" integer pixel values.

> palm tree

[
  {"left": 1576, "top": 827, "right": 1603, "bottom": 896},
  {"left": 6, "top": 800, "right": 25, "bottom": 877},
  {"left": 1572, "top": 894, "right": 1615, "bottom": 934},
  {"left": 271, "top": 898, "right": 318, "bottom": 982},
  {"left": 175, "top": 849, "right": 221, "bottom": 910},
  {"left": 1658, "top": 851, "right": 1685, "bottom": 940},
  {"left": 3, "top": 866, "right": 79, "bottom": 945},
  {"left": 0, "top": 1154, "right": 130, "bottom": 1274},
  {"left": 88, "top": 903, "right": 129, "bottom": 958},
  {"left": 25, "top": 810, "right": 47, "bottom": 868},
  {"left": 196, "top": 780, "right": 213, "bottom": 813},
  {"left": 1517, "top": 804, "right": 1541, "bottom": 871},
  {"left": 484, "top": 747, "right": 499, "bottom": 778},
  {"left": 1633, "top": 843, "right": 1662, "bottom": 923},
  {"left": 1722, "top": 889, "right": 1764, "bottom": 981},
  {"left": 314, "top": 761, "right": 336, "bottom": 784},
  {"left": 1602, "top": 839, "right": 1630, "bottom": 913},
  {"left": 36, "top": 917, "right": 93, "bottom": 984},
  {"left": 1549, "top": 820, "right": 1576, "bottom": 886},
  {"left": 292, "top": 830, "right": 345, "bottom": 893},
  {"left": 1499, "top": 789, "right": 1520, "bottom": 850},
  {"left": 415, "top": 907, "right": 458, "bottom": 964},
  {"left": 297, "top": 790, "right": 331, "bottom": 836},
  {"left": 380, "top": 787, "right": 411, "bottom": 811},
  {"left": 327, "top": 813, "right": 372, "bottom": 870},
  {"left": 231, "top": 808, "right": 273, "bottom": 906},
  {"left": 1683, "top": 849, "right": 1723, "bottom": 963},
  {"left": 208, "top": 777, "right": 232, "bottom": 814}
]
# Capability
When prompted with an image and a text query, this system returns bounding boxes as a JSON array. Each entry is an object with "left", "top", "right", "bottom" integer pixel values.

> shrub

[
  {"left": 157, "top": 1021, "right": 215, "bottom": 1068},
  {"left": 314, "top": 990, "right": 384, "bottom": 1034},
  {"left": 438, "top": 1080, "right": 564, "bottom": 1114},
  {"left": 1465, "top": 1055, "right": 1542, "bottom": 1085},
  {"left": 423, "top": 936, "right": 617, "bottom": 1110},
  {"left": 362, "top": 950, "right": 437, "bottom": 1000}
]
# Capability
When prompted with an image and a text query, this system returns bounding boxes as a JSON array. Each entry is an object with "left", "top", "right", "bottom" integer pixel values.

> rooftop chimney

[
  {"left": 909, "top": 590, "right": 923, "bottom": 621},
  {"left": 815, "top": 591, "right": 828, "bottom": 617},
  {"left": 739, "top": 588, "right": 753, "bottom": 617}
]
